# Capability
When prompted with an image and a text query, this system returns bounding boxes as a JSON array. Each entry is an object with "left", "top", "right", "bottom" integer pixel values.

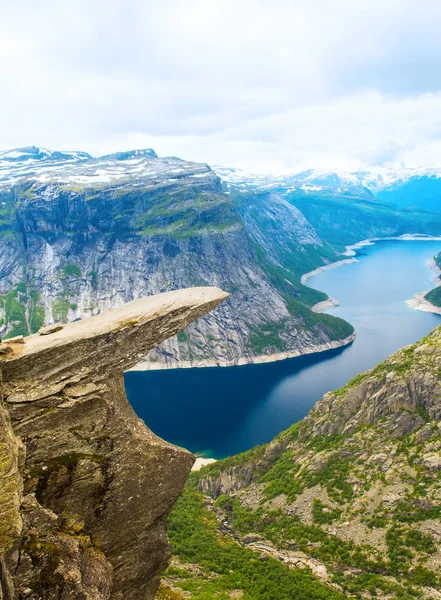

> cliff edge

[{"left": 0, "top": 287, "right": 227, "bottom": 600}]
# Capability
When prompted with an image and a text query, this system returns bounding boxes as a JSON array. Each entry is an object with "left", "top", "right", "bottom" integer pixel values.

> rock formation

[
  {"left": 0, "top": 286, "right": 227, "bottom": 599},
  {"left": 0, "top": 147, "right": 355, "bottom": 368}
]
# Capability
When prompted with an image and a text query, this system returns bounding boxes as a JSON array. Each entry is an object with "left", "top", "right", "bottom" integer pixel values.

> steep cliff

[
  {"left": 0, "top": 286, "right": 227, "bottom": 600},
  {"left": 165, "top": 326, "right": 441, "bottom": 599},
  {"left": 0, "top": 147, "right": 354, "bottom": 368}
]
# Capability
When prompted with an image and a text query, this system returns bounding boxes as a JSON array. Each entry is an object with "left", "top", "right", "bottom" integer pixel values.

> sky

[{"left": 1, "top": 0, "right": 441, "bottom": 173}]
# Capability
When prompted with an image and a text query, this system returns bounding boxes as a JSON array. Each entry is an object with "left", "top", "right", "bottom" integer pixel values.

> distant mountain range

[
  {"left": 0, "top": 146, "right": 440, "bottom": 367},
  {"left": 215, "top": 164, "right": 441, "bottom": 212}
]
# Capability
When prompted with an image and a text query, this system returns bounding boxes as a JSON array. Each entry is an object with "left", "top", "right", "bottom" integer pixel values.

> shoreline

[
  {"left": 345, "top": 234, "right": 441, "bottom": 254},
  {"left": 302, "top": 234, "right": 441, "bottom": 317},
  {"left": 138, "top": 234, "right": 441, "bottom": 371},
  {"left": 301, "top": 234, "right": 441, "bottom": 284},
  {"left": 311, "top": 297, "right": 340, "bottom": 312},
  {"left": 191, "top": 457, "right": 217, "bottom": 471},
  {"left": 139, "top": 332, "right": 357, "bottom": 370},
  {"left": 407, "top": 257, "right": 441, "bottom": 315},
  {"left": 301, "top": 259, "right": 357, "bottom": 284}
]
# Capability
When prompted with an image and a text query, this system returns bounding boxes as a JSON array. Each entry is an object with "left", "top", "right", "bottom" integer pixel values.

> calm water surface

[{"left": 125, "top": 240, "right": 441, "bottom": 458}]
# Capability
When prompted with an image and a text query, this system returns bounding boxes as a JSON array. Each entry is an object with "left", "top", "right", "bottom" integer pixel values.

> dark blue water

[{"left": 125, "top": 240, "right": 441, "bottom": 458}]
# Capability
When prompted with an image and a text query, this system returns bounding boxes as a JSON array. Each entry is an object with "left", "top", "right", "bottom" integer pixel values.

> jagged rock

[
  {"left": 241, "top": 534, "right": 264, "bottom": 544},
  {"left": 419, "top": 453, "right": 441, "bottom": 470},
  {"left": 38, "top": 324, "right": 64, "bottom": 336},
  {"left": 0, "top": 287, "right": 227, "bottom": 600},
  {"left": 3, "top": 336, "right": 25, "bottom": 345}
]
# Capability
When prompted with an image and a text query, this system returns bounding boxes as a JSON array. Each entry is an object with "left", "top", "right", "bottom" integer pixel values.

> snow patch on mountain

[
  {"left": 0, "top": 146, "right": 213, "bottom": 189},
  {"left": 214, "top": 164, "right": 441, "bottom": 195}
]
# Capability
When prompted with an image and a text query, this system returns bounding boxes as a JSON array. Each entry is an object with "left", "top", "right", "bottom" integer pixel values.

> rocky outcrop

[{"left": 0, "top": 287, "right": 227, "bottom": 600}]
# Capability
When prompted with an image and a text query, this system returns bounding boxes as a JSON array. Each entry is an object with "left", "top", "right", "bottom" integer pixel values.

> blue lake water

[{"left": 125, "top": 240, "right": 441, "bottom": 459}]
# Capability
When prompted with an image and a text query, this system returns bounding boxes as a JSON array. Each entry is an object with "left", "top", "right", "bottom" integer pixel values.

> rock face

[
  {"left": 183, "top": 326, "right": 441, "bottom": 599},
  {"left": 0, "top": 147, "right": 354, "bottom": 368},
  {"left": 0, "top": 286, "right": 227, "bottom": 599}
]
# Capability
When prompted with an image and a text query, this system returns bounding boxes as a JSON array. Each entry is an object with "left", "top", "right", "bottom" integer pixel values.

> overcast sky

[{"left": 1, "top": 0, "right": 441, "bottom": 172}]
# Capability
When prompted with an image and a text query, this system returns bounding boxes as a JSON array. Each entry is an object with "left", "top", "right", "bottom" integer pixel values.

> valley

[
  {"left": 126, "top": 239, "right": 441, "bottom": 458},
  {"left": 1, "top": 147, "right": 441, "bottom": 600},
  {"left": 161, "top": 311, "right": 441, "bottom": 600}
]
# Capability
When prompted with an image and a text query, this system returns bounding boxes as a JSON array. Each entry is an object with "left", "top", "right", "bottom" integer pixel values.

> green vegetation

[
  {"left": 425, "top": 285, "right": 441, "bottom": 307},
  {"left": 61, "top": 264, "right": 82, "bottom": 278},
  {"left": 312, "top": 499, "right": 342, "bottom": 524},
  {"left": 1, "top": 285, "right": 29, "bottom": 338},
  {"left": 29, "top": 304, "right": 45, "bottom": 332},
  {"left": 0, "top": 282, "right": 47, "bottom": 337},
  {"left": 166, "top": 486, "right": 348, "bottom": 600},
  {"left": 136, "top": 190, "right": 241, "bottom": 239},
  {"left": 424, "top": 254, "right": 441, "bottom": 306},
  {"left": 176, "top": 330, "right": 189, "bottom": 343},
  {"left": 285, "top": 297, "right": 354, "bottom": 342},
  {"left": 287, "top": 190, "right": 441, "bottom": 246},
  {"left": 51, "top": 299, "right": 71, "bottom": 323},
  {"left": 250, "top": 239, "right": 327, "bottom": 307},
  {"left": 246, "top": 238, "right": 355, "bottom": 352},
  {"left": 259, "top": 453, "right": 302, "bottom": 501},
  {"left": 248, "top": 321, "right": 287, "bottom": 354}
]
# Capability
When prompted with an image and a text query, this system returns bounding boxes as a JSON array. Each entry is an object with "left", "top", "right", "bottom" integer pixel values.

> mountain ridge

[{"left": 0, "top": 146, "right": 440, "bottom": 369}]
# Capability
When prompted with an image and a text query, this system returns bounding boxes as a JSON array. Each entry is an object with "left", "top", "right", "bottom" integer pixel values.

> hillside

[
  {"left": 0, "top": 147, "right": 355, "bottom": 368},
  {"left": 284, "top": 191, "right": 441, "bottom": 248},
  {"left": 216, "top": 165, "right": 441, "bottom": 214},
  {"left": 2, "top": 149, "right": 441, "bottom": 369},
  {"left": 164, "top": 326, "right": 441, "bottom": 599}
]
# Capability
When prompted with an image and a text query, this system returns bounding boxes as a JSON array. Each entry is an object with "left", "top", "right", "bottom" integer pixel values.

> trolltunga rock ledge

[{"left": 0, "top": 287, "right": 227, "bottom": 600}]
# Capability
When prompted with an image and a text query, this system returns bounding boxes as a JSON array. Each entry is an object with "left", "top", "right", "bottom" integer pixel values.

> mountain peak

[
  {"left": 0, "top": 146, "right": 93, "bottom": 163},
  {"left": 99, "top": 148, "right": 158, "bottom": 161}
]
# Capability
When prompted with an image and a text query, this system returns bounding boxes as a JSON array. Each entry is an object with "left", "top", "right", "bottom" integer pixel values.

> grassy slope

[{"left": 163, "top": 486, "right": 347, "bottom": 600}]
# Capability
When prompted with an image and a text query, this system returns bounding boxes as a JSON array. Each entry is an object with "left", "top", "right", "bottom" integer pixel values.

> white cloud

[{"left": 0, "top": 0, "right": 440, "bottom": 171}]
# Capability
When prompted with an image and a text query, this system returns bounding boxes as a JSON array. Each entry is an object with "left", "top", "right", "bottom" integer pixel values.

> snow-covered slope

[
  {"left": 0, "top": 145, "right": 160, "bottom": 187},
  {"left": 215, "top": 164, "right": 441, "bottom": 207}
]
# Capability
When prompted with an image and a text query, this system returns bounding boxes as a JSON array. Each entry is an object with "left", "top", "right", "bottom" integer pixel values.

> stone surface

[{"left": 0, "top": 287, "right": 227, "bottom": 600}]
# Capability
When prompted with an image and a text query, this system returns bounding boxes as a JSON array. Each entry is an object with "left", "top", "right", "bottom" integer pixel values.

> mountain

[
  {"left": 216, "top": 165, "right": 441, "bottom": 213},
  {"left": 214, "top": 166, "right": 373, "bottom": 197},
  {"left": 0, "top": 146, "right": 93, "bottom": 185},
  {"left": 377, "top": 174, "right": 441, "bottom": 212},
  {"left": 2, "top": 147, "right": 441, "bottom": 368},
  {"left": 284, "top": 190, "right": 441, "bottom": 247},
  {"left": 0, "top": 147, "right": 355, "bottom": 368},
  {"left": 164, "top": 325, "right": 441, "bottom": 599}
]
